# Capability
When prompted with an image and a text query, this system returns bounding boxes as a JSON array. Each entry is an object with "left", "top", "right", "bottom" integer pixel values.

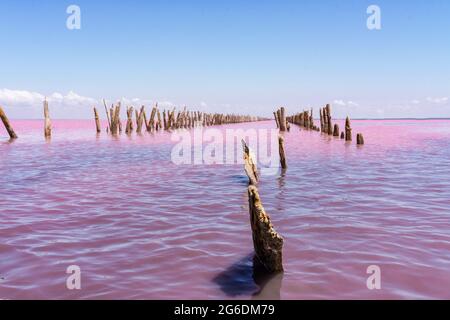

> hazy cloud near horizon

[{"left": 0, "top": 88, "right": 449, "bottom": 119}]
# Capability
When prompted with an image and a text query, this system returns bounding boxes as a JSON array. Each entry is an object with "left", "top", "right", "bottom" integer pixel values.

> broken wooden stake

[
  {"left": 242, "top": 140, "right": 259, "bottom": 186},
  {"left": 278, "top": 135, "right": 287, "bottom": 169},
  {"left": 103, "top": 99, "right": 111, "bottom": 132},
  {"left": 345, "top": 117, "right": 352, "bottom": 141},
  {"left": 357, "top": 133, "right": 365, "bottom": 145},
  {"left": 248, "top": 185, "right": 284, "bottom": 273},
  {"left": 279, "top": 107, "right": 287, "bottom": 132},
  {"left": 333, "top": 124, "right": 339, "bottom": 137},
  {"left": 273, "top": 111, "right": 280, "bottom": 129},
  {"left": 125, "top": 106, "right": 134, "bottom": 134},
  {"left": 0, "top": 106, "right": 18, "bottom": 139},
  {"left": 43, "top": 99, "right": 52, "bottom": 139},
  {"left": 93, "top": 107, "right": 101, "bottom": 133}
]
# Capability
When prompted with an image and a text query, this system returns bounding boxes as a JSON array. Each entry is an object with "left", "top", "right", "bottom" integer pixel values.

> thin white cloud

[
  {"left": 0, "top": 88, "right": 97, "bottom": 108},
  {"left": 333, "top": 99, "right": 346, "bottom": 106},
  {"left": 333, "top": 99, "right": 359, "bottom": 107},
  {"left": 426, "top": 97, "right": 448, "bottom": 104},
  {"left": 0, "top": 88, "right": 45, "bottom": 107}
]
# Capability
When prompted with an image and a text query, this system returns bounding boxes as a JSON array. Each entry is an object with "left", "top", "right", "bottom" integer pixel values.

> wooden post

[
  {"left": 93, "top": 107, "right": 101, "bottom": 133},
  {"left": 242, "top": 140, "right": 259, "bottom": 185},
  {"left": 0, "top": 106, "right": 18, "bottom": 139},
  {"left": 248, "top": 185, "right": 284, "bottom": 273},
  {"left": 273, "top": 111, "right": 280, "bottom": 128},
  {"left": 157, "top": 109, "right": 162, "bottom": 131},
  {"left": 278, "top": 135, "right": 287, "bottom": 169},
  {"left": 125, "top": 106, "right": 134, "bottom": 134},
  {"left": 340, "top": 131, "right": 345, "bottom": 139},
  {"left": 320, "top": 108, "right": 324, "bottom": 132},
  {"left": 110, "top": 103, "right": 121, "bottom": 135},
  {"left": 279, "top": 107, "right": 286, "bottom": 132},
  {"left": 345, "top": 117, "right": 352, "bottom": 141},
  {"left": 149, "top": 107, "right": 157, "bottom": 132},
  {"left": 43, "top": 99, "right": 52, "bottom": 139},
  {"left": 357, "top": 133, "right": 365, "bottom": 145},
  {"left": 333, "top": 124, "right": 339, "bottom": 137},
  {"left": 103, "top": 99, "right": 111, "bottom": 132},
  {"left": 136, "top": 106, "right": 145, "bottom": 133},
  {"left": 163, "top": 110, "right": 167, "bottom": 130},
  {"left": 326, "top": 104, "right": 332, "bottom": 135}
]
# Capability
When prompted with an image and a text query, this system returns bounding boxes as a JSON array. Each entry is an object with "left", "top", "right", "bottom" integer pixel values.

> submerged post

[
  {"left": 357, "top": 133, "right": 365, "bottom": 145},
  {"left": 44, "top": 99, "right": 52, "bottom": 139},
  {"left": 279, "top": 107, "right": 286, "bottom": 132},
  {"left": 278, "top": 135, "right": 287, "bottom": 169},
  {"left": 248, "top": 185, "right": 284, "bottom": 273},
  {"left": 0, "top": 106, "right": 18, "bottom": 139},
  {"left": 333, "top": 124, "right": 339, "bottom": 137},
  {"left": 345, "top": 117, "right": 352, "bottom": 141},
  {"left": 326, "top": 104, "right": 332, "bottom": 135},
  {"left": 125, "top": 106, "right": 134, "bottom": 134},
  {"left": 93, "top": 107, "right": 101, "bottom": 133}
]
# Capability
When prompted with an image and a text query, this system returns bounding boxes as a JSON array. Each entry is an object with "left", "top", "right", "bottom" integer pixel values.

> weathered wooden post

[
  {"left": 125, "top": 106, "right": 134, "bottom": 134},
  {"left": 340, "top": 131, "right": 345, "bottom": 139},
  {"left": 248, "top": 185, "right": 284, "bottom": 273},
  {"left": 273, "top": 111, "right": 280, "bottom": 129},
  {"left": 357, "top": 133, "right": 365, "bottom": 145},
  {"left": 333, "top": 124, "right": 339, "bottom": 137},
  {"left": 110, "top": 103, "right": 121, "bottom": 135},
  {"left": 149, "top": 107, "right": 157, "bottom": 132},
  {"left": 278, "top": 135, "right": 287, "bottom": 169},
  {"left": 242, "top": 140, "right": 259, "bottom": 186},
  {"left": 279, "top": 107, "right": 286, "bottom": 132},
  {"left": 93, "top": 107, "right": 101, "bottom": 133},
  {"left": 0, "top": 106, "right": 18, "bottom": 139},
  {"left": 157, "top": 109, "right": 162, "bottom": 131},
  {"left": 103, "top": 99, "right": 111, "bottom": 132},
  {"left": 136, "top": 106, "right": 145, "bottom": 133},
  {"left": 326, "top": 104, "right": 332, "bottom": 135},
  {"left": 320, "top": 108, "right": 324, "bottom": 132},
  {"left": 345, "top": 117, "right": 352, "bottom": 141},
  {"left": 43, "top": 99, "right": 52, "bottom": 139}
]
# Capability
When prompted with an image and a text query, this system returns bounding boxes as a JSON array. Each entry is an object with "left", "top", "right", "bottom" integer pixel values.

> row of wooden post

[
  {"left": 1, "top": 100, "right": 262, "bottom": 140},
  {"left": 97, "top": 101, "right": 261, "bottom": 135},
  {"left": 287, "top": 108, "right": 319, "bottom": 132},
  {"left": 283, "top": 104, "right": 364, "bottom": 145}
]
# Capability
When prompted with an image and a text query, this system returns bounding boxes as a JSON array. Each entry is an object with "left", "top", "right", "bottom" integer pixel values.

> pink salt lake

[{"left": 1, "top": 119, "right": 450, "bottom": 299}]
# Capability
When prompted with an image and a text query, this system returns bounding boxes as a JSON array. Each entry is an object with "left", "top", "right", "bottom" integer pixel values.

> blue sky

[{"left": 0, "top": 0, "right": 449, "bottom": 118}]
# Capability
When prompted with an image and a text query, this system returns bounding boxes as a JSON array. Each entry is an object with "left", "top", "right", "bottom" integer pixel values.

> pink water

[{"left": 1, "top": 119, "right": 450, "bottom": 299}]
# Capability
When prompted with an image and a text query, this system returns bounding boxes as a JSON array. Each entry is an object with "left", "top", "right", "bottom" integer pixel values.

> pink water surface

[{"left": 1, "top": 119, "right": 450, "bottom": 299}]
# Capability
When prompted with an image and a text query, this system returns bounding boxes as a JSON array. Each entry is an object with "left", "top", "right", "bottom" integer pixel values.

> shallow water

[{"left": 1, "top": 119, "right": 450, "bottom": 299}]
